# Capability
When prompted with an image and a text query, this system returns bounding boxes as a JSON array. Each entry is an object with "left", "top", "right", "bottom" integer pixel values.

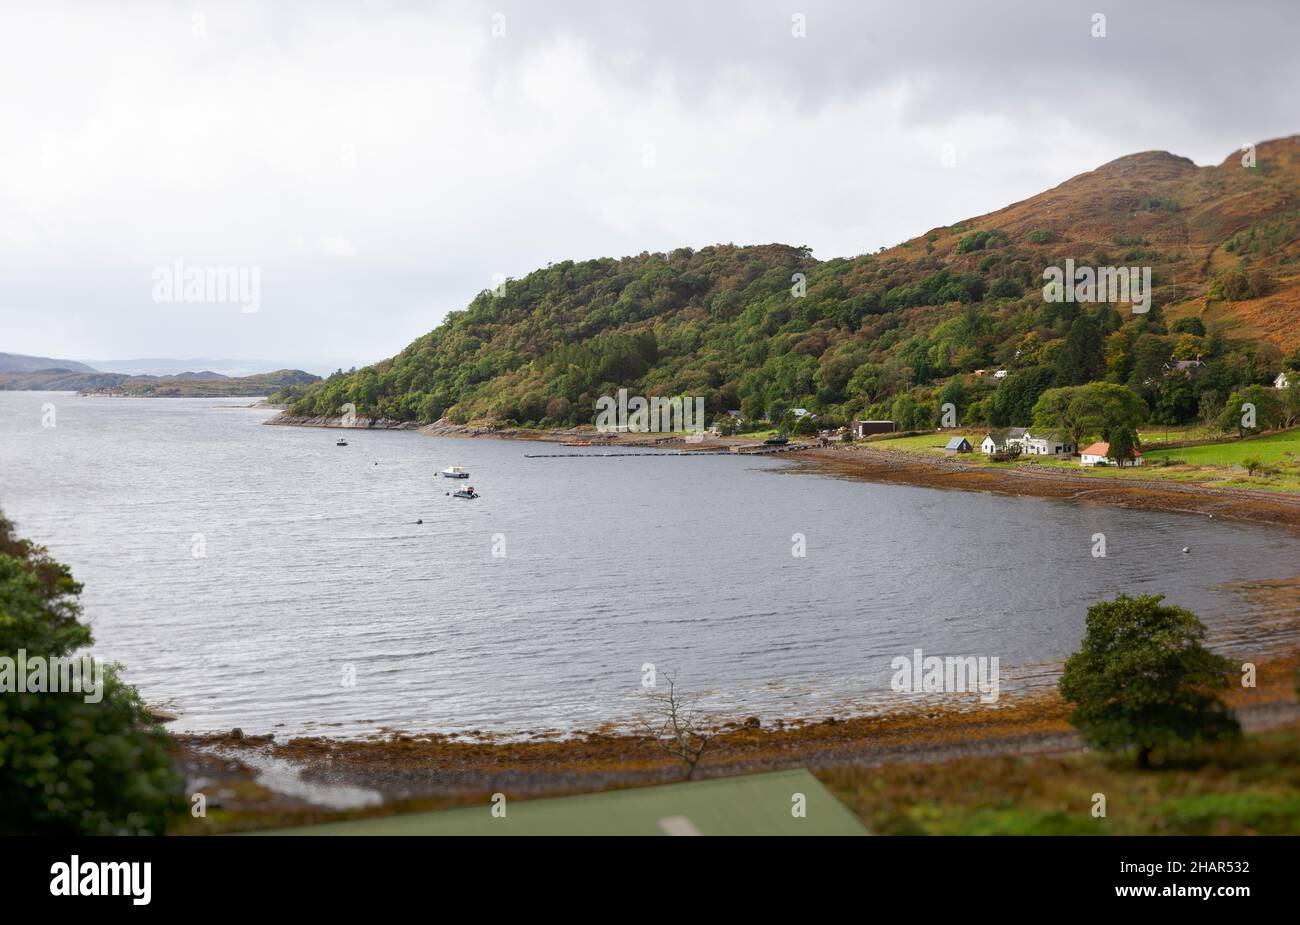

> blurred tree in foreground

[{"left": 0, "top": 513, "right": 182, "bottom": 834}]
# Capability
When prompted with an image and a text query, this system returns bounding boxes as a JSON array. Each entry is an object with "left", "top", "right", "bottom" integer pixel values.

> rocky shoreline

[
  {"left": 172, "top": 646, "right": 1300, "bottom": 830},
  {"left": 791, "top": 444, "right": 1300, "bottom": 533},
  {"left": 265, "top": 410, "right": 1300, "bottom": 528}
]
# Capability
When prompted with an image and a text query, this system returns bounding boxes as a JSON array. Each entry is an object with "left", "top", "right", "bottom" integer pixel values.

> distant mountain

[
  {"left": 76, "top": 369, "right": 319, "bottom": 397},
  {"left": 169, "top": 371, "right": 228, "bottom": 381},
  {"left": 0, "top": 352, "right": 98, "bottom": 374},
  {"left": 0, "top": 370, "right": 128, "bottom": 391},
  {"left": 0, "top": 367, "right": 317, "bottom": 396},
  {"left": 80, "top": 358, "right": 364, "bottom": 377},
  {"left": 275, "top": 136, "right": 1300, "bottom": 430}
]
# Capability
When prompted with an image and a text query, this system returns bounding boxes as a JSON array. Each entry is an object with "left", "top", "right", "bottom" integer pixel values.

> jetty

[{"left": 523, "top": 443, "right": 812, "bottom": 459}]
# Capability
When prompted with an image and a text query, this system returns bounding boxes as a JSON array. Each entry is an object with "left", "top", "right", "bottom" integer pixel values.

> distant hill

[
  {"left": 0, "top": 352, "right": 97, "bottom": 374},
  {"left": 275, "top": 136, "right": 1300, "bottom": 432},
  {"left": 80, "top": 357, "right": 359, "bottom": 377},
  {"left": 0, "top": 370, "right": 128, "bottom": 391},
  {"left": 169, "top": 371, "right": 228, "bottom": 381},
  {"left": 0, "top": 367, "right": 318, "bottom": 396},
  {"left": 77, "top": 369, "right": 318, "bottom": 397}
]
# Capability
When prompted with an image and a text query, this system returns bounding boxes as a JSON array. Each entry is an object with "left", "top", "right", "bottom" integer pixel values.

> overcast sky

[{"left": 1, "top": 0, "right": 1297, "bottom": 371}]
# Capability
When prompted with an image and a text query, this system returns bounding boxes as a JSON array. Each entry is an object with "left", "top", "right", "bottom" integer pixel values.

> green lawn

[
  {"left": 1138, "top": 425, "right": 1214, "bottom": 445},
  {"left": 1144, "top": 428, "right": 1300, "bottom": 467}
]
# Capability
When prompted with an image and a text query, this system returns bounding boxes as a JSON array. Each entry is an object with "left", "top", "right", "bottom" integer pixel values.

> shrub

[
  {"left": 955, "top": 230, "right": 1009, "bottom": 254},
  {"left": 988, "top": 277, "right": 1023, "bottom": 299},
  {"left": 0, "top": 515, "right": 183, "bottom": 834}
]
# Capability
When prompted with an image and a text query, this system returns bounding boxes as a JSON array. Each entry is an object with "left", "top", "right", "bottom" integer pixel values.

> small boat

[
  {"left": 441, "top": 465, "right": 470, "bottom": 478},
  {"left": 450, "top": 486, "right": 479, "bottom": 499},
  {"left": 336, "top": 439, "right": 349, "bottom": 446},
  {"left": 763, "top": 434, "right": 790, "bottom": 446}
]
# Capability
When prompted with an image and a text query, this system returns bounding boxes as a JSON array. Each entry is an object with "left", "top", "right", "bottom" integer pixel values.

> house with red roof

[{"left": 1079, "top": 441, "right": 1142, "bottom": 467}]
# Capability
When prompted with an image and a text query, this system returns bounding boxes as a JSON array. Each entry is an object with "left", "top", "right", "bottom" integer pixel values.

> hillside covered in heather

[{"left": 274, "top": 137, "right": 1300, "bottom": 432}]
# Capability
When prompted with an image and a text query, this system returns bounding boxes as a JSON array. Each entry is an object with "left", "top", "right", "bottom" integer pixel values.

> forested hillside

[{"left": 275, "top": 137, "right": 1300, "bottom": 433}]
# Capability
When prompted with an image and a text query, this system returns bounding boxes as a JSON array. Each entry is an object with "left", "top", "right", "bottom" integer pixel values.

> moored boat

[{"left": 441, "top": 465, "right": 470, "bottom": 478}]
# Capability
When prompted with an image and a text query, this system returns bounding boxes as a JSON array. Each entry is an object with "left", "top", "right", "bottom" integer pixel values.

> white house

[
  {"left": 1021, "top": 430, "right": 1076, "bottom": 456},
  {"left": 1276, "top": 371, "right": 1291, "bottom": 390},
  {"left": 1001, "top": 427, "right": 1030, "bottom": 451},
  {"left": 1080, "top": 441, "right": 1143, "bottom": 467},
  {"left": 993, "top": 369, "right": 1008, "bottom": 380},
  {"left": 981, "top": 428, "right": 1023, "bottom": 454}
]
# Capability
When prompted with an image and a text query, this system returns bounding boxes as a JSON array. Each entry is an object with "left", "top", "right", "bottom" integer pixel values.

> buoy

[
  {"left": 1182, "top": 547, "right": 1190, "bottom": 554},
  {"left": 416, "top": 519, "right": 423, "bottom": 525}
]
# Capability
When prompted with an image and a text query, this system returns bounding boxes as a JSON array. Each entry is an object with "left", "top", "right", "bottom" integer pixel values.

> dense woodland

[{"left": 275, "top": 141, "right": 1300, "bottom": 443}]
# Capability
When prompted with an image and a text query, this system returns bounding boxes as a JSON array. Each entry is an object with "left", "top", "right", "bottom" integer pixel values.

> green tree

[
  {"left": 1280, "top": 383, "right": 1300, "bottom": 429},
  {"left": 1054, "top": 314, "right": 1106, "bottom": 386},
  {"left": 987, "top": 365, "right": 1055, "bottom": 426},
  {"left": 0, "top": 515, "right": 182, "bottom": 834},
  {"left": 1215, "top": 385, "right": 1281, "bottom": 435},
  {"left": 1170, "top": 316, "right": 1206, "bottom": 336},
  {"left": 1154, "top": 373, "right": 1196, "bottom": 424},
  {"left": 1032, "top": 382, "right": 1146, "bottom": 445},
  {"left": 1107, "top": 423, "right": 1139, "bottom": 463},
  {"left": 1059, "top": 595, "right": 1240, "bottom": 769}
]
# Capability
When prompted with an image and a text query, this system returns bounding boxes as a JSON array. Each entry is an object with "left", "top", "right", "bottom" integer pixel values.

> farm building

[
  {"left": 944, "top": 436, "right": 973, "bottom": 454},
  {"left": 853, "top": 420, "right": 896, "bottom": 438}
]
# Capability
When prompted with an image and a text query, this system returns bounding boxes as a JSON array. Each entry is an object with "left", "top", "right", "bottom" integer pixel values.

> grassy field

[
  {"left": 862, "top": 428, "right": 1300, "bottom": 490},
  {"left": 1144, "top": 428, "right": 1300, "bottom": 466},
  {"left": 820, "top": 724, "right": 1300, "bottom": 835}
]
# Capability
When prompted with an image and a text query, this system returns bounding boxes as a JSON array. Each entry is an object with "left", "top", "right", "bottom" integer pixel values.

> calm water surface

[{"left": 4, "top": 392, "right": 1297, "bottom": 737}]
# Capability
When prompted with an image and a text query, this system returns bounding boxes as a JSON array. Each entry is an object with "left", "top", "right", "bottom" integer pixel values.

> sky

[{"left": 1, "top": 0, "right": 1297, "bottom": 373}]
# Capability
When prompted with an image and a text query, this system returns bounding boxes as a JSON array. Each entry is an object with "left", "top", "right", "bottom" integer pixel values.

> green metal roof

[{"left": 250, "top": 768, "right": 870, "bottom": 836}]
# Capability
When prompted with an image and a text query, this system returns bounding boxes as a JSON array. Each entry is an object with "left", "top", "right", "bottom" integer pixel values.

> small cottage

[
  {"left": 1079, "top": 441, "right": 1143, "bottom": 467},
  {"left": 1021, "top": 430, "right": 1076, "bottom": 456},
  {"left": 944, "top": 436, "right": 973, "bottom": 454}
]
